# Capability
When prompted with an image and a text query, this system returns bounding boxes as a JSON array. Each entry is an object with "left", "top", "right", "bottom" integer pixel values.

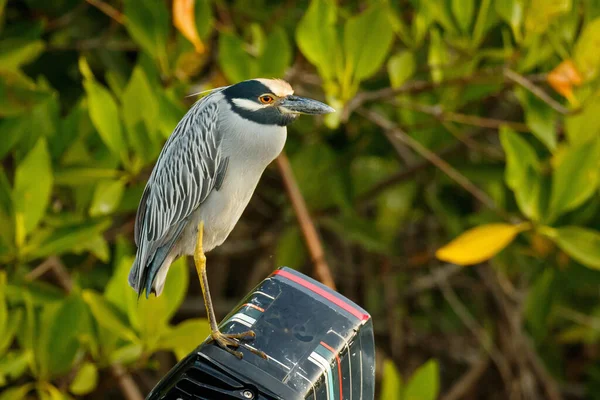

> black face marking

[{"left": 222, "top": 80, "right": 298, "bottom": 126}]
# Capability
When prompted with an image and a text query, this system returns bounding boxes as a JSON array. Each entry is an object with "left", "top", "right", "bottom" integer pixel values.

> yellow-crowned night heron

[{"left": 128, "top": 79, "right": 334, "bottom": 358}]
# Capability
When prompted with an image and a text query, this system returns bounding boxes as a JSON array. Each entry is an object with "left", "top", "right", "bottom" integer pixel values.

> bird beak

[{"left": 278, "top": 95, "right": 336, "bottom": 115}]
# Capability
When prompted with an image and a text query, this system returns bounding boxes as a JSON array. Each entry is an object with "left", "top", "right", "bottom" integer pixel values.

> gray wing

[{"left": 129, "top": 99, "right": 228, "bottom": 294}]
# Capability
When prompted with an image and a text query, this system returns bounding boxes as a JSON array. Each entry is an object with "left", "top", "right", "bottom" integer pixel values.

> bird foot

[{"left": 209, "top": 330, "right": 267, "bottom": 359}]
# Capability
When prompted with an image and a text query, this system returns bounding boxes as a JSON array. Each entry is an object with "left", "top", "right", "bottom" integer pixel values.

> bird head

[{"left": 222, "top": 79, "right": 335, "bottom": 126}]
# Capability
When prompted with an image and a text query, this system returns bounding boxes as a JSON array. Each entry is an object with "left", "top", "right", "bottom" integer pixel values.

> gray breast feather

[{"left": 130, "top": 96, "right": 229, "bottom": 293}]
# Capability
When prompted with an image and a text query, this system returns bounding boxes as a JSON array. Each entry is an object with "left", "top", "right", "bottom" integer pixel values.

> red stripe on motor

[
  {"left": 272, "top": 269, "right": 369, "bottom": 321},
  {"left": 320, "top": 341, "right": 343, "bottom": 400}
]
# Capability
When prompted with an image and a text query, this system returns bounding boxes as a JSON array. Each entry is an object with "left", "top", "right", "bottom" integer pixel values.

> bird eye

[{"left": 259, "top": 94, "right": 274, "bottom": 104}]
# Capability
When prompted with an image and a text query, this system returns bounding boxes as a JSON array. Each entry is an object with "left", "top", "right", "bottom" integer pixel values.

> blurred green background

[{"left": 1, "top": 0, "right": 600, "bottom": 398}]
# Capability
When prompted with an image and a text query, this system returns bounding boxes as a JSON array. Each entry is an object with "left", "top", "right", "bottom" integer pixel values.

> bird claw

[{"left": 209, "top": 330, "right": 267, "bottom": 359}]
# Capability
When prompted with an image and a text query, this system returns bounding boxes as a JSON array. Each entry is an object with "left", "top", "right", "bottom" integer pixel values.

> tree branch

[
  {"left": 359, "top": 108, "right": 511, "bottom": 221},
  {"left": 441, "top": 352, "right": 490, "bottom": 400},
  {"left": 503, "top": 68, "right": 572, "bottom": 115},
  {"left": 276, "top": 152, "right": 336, "bottom": 290},
  {"left": 85, "top": 0, "right": 124, "bottom": 24},
  {"left": 389, "top": 99, "right": 530, "bottom": 132},
  {"left": 342, "top": 69, "right": 547, "bottom": 120}
]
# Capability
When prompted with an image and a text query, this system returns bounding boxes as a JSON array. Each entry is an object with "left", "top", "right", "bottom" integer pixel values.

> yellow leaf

[
  {"left": 173, "top": 0, "right": 205, "bottom": 53},
  {"left": 547, "top": 59, "right": 582, "bottom": 104},
  {"left": 436, "top": 223, "right": 530, "bottom": 265}
]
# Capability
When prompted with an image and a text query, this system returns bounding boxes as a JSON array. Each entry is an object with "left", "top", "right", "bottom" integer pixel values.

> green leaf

[
  {"left": 0, "top": 308, "right": 22, "bottom": 357},
  {"left": 258, "top": 27, "right": 292, "bottom": 78},
  {"left": 218, "top": 32, "right": 255, "bottom": 82},
  {"left": 296, "top": 0, "right": 339, "bottom": 81},
  {"left": 525, "top": 268, "right": 555, "bottom": 342},
  {"left": 344, "top": 3, "right": 394, "bottom": 82},
  {"left": 122, "top": 0, "right": 169, "bottom": 70},
  {"left": 81, "top": 58, "right": 126, "bottom": 160},
  {"left": 574, "top": 17, "right": 600, "bottom": 80},
  {"left": 71, "top": 234, "right": 110, "bottom": 263},
  {"left": 38, "top": 295, "right": 91, "bottom": 379},
  {"left": 69, "top": 362, "right": 98, "bottom": 395},
  {"left": 565, "top": 93, "right": 600, "bottom": 146},
  {"left": 525, "top": 0, "right": 571, "bottom": 34},
  {"left": 16, "top": 292, "right": 36, "bottom": 360},
  {"left": 452, "top": 0, "right": 474, "bottom": 32},
  {"left": 155, "top": 256, "right": 189, "bottom": 324},
  {"left": 0, "top": 272, "right": 8, "bottom": 351},
  {"left": 82, "top": 290, "right": 139, "bottom": 343},
  {"left": 516, "top": 88, "right": 557, "bottom": 150},
  {"left": 105, "top": 254, "right": 188, "bottom": 351},
  {"left": 0, "top": 383, "right": 33, "bottom": 400},
  {"left": 404, "top": 359, "right": 440, "bottom": 400},
  {"left": 24, "top": 219, "right": 111, "bottom": 261},
  {"left": 290, "top": 142, "right": 349, "bottom": 210},
  {"left": 12, "top": 137, "right": 53, "bottom": 244},
  {"left": 380, "top": 359, "right": 403, "bottom": 399},
  {"left": 275, "top": 226, "right": 307, "bottom": 269},
  {"left": 89, "top": 179, "right": 126, "bottom": 217},
  {"left": 157, "top": 91, "right": 185, "bottom": 139},
  {"left": 387, "top": 51, "right": 416, "bottom": 88},
  {"left": 471, "top": 0, "right": 494, "bottom": 47},
  {"left": 499, "top": 126, "right": 542, "bottom": 221},
  {"left": 158, "top": 318, "right": 211, "bottom": 360},
  {"left": 0, "top": 350, "right": 31, "bottom": 386},
  {"left": 496, "top": 0, "right": 524, "bottom": 42},
  {"left": 544, "top": 226, "right": 600, "bottom": 269},
  {"left": 418, "top": 0, "right": 457, "bottom": 34},
  {"left": 54, "top": 168, "right": 123, "bottom": 186},
  {"left": 428, "top": 28, "right": 448, "bottom": 83},
  {"left": 548, "top": 138, "right": 600, "bottom": 220},
  {"left": 104, "top": 256, "right": 137, "bottom": 316},
  {"left": 322, "top": 214, "right": 389, "bottom": 253},
  {"left": 122, "top": 66, "right": 161, "bottom": 163},
  {"left": 131, "top": 257, "right": 188, "bottom": 350},
  {"left": 194, "top": 0, "right": 213, "bottom": 39},
  {"left": 109, "top": 343, "right": 143, "bottom": 364},
  {"left": 0, "top": 39, "right": 44, "bottom": 70},
  {"left": 376, "top": 182, "right": 417, "bottom": 242},
  {"left": 0, "top": 70, "right": 51, "bottom": 117},
  {"left": 0, "top": 117, "right": 24, "bottom": 159},
  {"left": 37, "top": 383, "right": 68, "bottom": 400}
]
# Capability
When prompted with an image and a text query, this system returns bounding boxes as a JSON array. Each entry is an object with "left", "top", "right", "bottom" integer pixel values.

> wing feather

[{"left": 130, "top": 96, "right": 228, "bottom": 293}]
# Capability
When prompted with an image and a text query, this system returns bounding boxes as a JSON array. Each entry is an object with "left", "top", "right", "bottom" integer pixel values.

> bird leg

[{"left": 194, "top": 221, "right": 266, "bottom": 359}]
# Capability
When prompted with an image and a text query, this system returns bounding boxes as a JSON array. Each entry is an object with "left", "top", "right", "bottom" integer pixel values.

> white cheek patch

[{"left": 232, "top": 98, "right": 268, "bottom": 111}]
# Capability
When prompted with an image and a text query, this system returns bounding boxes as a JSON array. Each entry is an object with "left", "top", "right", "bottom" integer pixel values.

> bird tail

[
  {"left": 128, "top": 256, "right": 142, "bottom": 293},
  {"left": 128, "top": 220, "right": 187, "bottom": 299}
]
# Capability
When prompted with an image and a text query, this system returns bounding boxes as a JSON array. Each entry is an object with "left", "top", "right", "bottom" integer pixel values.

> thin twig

[
  {"left": 389, "top": 99, "right": 530, "bottom": 132},
  {"left": 503, "top": 68, "right": 571, "bottom": 115},
  {"left": 26, "top": 256, "right": 72, "bottom": 292},
  {"left": 478, "top": 266, "right": 563, "bottom": 400},
  {"left": 276, "top": 152, "right": 336, "bottom": 290},
  {"left": 25, "top": 258, "right": 56, "bottom": 281},
  {"left": 437, "top": 271, "right": 514, "bottom": 390},
  {"left": 342, "top": 69, "right": 547, "bottom": 120},
  {"left": 111, "top": 364, "right": 144, "bottom": 400},
  {"left": 359, "top": 108, "right": 511, "bottom": 221},
  {"left": 401, "top": 264, "right": 462, "bottom": 297},
  {"left": 382, "top": 259, "right": 403, "bottom": 361},
  {"left": 441, "top": 352, "right": 490, "bottom": 400},
  {"left": 85, "top": 0, "right": 124, "bottom": 24}
]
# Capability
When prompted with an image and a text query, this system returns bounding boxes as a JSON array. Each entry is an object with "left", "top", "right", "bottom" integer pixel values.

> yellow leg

[{"left": 194, "top": 221, "right": 266, "bottom": 359}]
